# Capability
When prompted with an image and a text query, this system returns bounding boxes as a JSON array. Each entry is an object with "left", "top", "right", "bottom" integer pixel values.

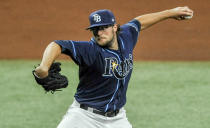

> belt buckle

[
  {"left": 105, "top": 111, "right": 115, "bottom": 117},
  {"left": 104, "top": 112, "right": 109, "bottom": 117}
]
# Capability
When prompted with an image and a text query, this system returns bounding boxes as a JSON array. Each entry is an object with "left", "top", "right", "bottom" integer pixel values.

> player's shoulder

[{"left": 120, "top": 19, "right": 141, "bottom": 33}]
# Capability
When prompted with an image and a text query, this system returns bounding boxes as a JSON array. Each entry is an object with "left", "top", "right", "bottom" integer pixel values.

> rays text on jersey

[{"left": 103, "top": 54, "right": 133, "bottom": 79}]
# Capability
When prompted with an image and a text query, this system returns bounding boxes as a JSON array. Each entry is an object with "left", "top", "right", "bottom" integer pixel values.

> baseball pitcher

[{"left": 33, "top": 6, "right": 193, "bottom": 128}]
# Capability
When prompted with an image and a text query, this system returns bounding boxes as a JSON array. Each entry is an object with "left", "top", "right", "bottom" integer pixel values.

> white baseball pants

[{"left": 57, "top": 100, "right": 132, "bottom": 128}]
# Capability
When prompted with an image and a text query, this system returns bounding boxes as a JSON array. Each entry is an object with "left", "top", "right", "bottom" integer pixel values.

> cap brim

[{"left": 86, "top": 23, "right": 114, "bottom": 30}]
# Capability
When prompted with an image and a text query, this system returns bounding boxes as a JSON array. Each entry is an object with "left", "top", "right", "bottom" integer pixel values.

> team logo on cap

[{"left": 93, "top": 14, "right": 101, "bottom": 22}]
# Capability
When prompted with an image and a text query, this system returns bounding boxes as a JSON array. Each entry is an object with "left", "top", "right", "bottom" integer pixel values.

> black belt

[{"left": 80, "top": 104, "right": 119, "bottom": 117}]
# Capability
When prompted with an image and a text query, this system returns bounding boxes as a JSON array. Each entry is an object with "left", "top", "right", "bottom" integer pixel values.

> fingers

[
  {"left": 171, "top": 6, "right": 194, "bottom": 20},
  {"left": 182, "top": 7, "right": 193, "bottom": 16},
  {"left": 174, "top": 6, "right": 193, "bottom": 15},
  {"left": 184, "top": 6, "right": 193, "bottom": 13}
]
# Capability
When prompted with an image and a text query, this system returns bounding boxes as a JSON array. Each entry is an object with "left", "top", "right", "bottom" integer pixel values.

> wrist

[
  {"left": 35, "top": 66, "right": 49, "bottom": 78},
  {"left": 160, "top": 9, "right": 174, "bottom": 19}
]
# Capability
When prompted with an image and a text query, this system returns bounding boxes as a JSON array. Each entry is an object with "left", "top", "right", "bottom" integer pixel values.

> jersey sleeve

[
  {"left": 121, "top": 19, "right": 141, "bottom": 48},
  {"left": 54, "top": 40, "right": 98, "bottom": 66}
]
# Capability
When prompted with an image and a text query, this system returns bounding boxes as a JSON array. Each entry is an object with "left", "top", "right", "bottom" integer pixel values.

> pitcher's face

[{"left": 91, "top": 24, "right": 117, "bottom": 48}]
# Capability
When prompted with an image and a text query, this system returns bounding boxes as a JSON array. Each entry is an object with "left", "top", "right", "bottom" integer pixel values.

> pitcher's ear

[{"left": 113, "top": 24, "right": 118, "bottom": 31}]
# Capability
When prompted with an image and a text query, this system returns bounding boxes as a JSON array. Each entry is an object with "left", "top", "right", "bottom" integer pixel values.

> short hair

[{"left": 116, "top": 24, "right": 121, "bottom": 36}]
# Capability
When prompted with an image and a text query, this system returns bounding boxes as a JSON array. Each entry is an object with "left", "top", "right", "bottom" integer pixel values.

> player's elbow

[{"left": 134, "top": 17, "right": 147, "bottom": 31}]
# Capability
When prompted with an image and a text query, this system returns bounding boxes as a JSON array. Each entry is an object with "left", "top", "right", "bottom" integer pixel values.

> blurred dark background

[{"left": 0, "top": 0, "right": 209, "bottom": 61}]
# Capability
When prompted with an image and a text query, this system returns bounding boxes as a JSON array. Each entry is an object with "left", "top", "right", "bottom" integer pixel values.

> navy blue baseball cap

[{"left": 86, "top": 9, "right": 116, "bottom": 30}]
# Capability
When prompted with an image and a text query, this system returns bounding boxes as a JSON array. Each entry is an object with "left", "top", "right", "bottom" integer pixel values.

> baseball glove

[{"left": 32, "top": 62, "right": 68, "bottom": 93}]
